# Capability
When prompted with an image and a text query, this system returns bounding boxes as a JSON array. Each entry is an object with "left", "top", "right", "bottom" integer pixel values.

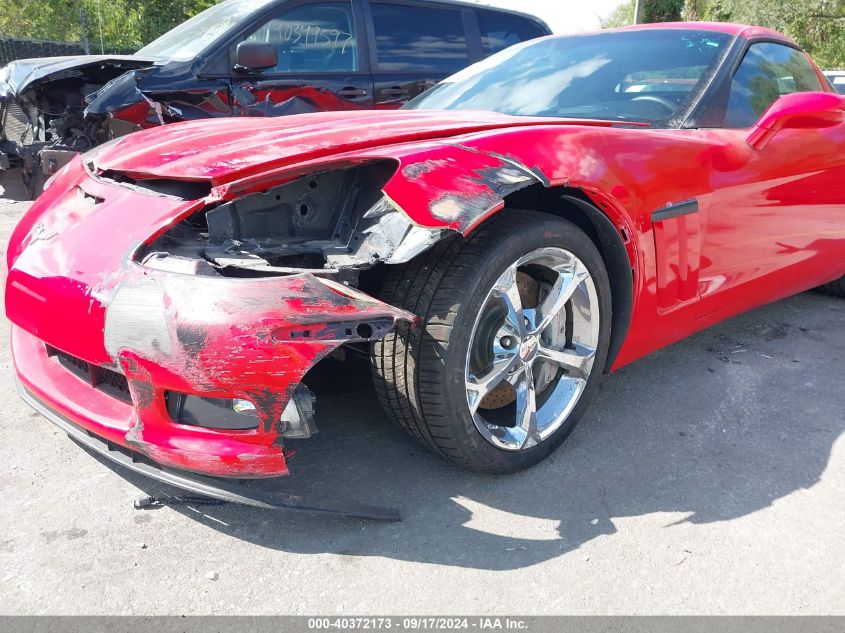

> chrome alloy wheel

[{"left": 465, "top": 247, "right": 600, "bottom": 451}]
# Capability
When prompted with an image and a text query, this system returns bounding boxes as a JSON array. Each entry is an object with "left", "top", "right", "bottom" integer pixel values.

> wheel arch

[
  {"left": 368, "top": 140, "right": 639, "bottom": 371},
  {"left": 493, "top": 184, "right": 635, "bottom": 373}
]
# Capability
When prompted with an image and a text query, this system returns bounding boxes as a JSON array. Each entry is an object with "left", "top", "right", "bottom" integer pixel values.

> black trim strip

[
  {"left": 652, "top": 199, "right": 699, "bottom": 222},
  {"left": 17, "top": 382, "right": 400, "bottom": 522}
]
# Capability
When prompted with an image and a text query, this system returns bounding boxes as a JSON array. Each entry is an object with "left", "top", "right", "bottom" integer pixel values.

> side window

[
  {"left": 475, "top": 9, "right": 546, "bottom": 56},
  {"left": 244, "top": 2, "right": 358, "bottom": 73},
  {"left": 724, "top": 42, "right": 822, "bottom": 128},
  {"left": 370, "top": 2, "right": 468, "bottom": 73}
]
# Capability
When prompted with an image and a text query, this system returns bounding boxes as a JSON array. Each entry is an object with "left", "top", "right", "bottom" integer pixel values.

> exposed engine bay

[
  {"left": 135, "top": 161, "right": 449, "bottom": 284},
  {"left": 0, "top": 57, "right": 153, "bottom": 197}
]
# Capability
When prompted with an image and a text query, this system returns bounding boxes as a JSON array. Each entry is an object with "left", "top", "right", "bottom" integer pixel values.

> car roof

[
  {"left": 265, "top": 0, "right": 553, "bottom": 33},
  {"left": 605, "top": 21, "right": 796, "bottom": 45},
  {"left": 419, "top": 0, "right": 552, "bottom": 32}
]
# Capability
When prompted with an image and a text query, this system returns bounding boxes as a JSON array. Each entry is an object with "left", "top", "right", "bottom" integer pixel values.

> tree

[
  {"left": 699, "top": 0, "right": 845, "bottom": 69},
  {"left": 601, "top": 0, "right": 635, "bottom": 28},
  {"left": 0, "top": 0, "right": 219, "bottom": 53},
  {"left": 641, "top": 0, "right": 685, "bottom": 22},
  {"left": 601, "top": 0, "right": 684, "bottom": 26},
  {"left": 601, "top": 0, "right": 845, "bottom": 68}
]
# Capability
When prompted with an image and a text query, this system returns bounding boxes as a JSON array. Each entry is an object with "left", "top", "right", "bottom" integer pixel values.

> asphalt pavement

[{"left": 0, "top": 174, "right": 843, "bottom": 614}]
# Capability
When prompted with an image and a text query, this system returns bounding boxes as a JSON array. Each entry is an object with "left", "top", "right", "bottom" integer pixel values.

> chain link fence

[
  {"left": 0, "top": 36, "right": 85, "bottom": 66},
  {"left": 0, "top": 1, "right": 216, "bottom": 65}
]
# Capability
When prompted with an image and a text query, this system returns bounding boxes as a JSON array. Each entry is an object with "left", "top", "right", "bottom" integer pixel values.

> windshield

[
  {"left": 136, "top": 0, "right": 274, "bottom": 61},
  {"left": 406, "top": 29, "right": 734, "bottom": 125}
]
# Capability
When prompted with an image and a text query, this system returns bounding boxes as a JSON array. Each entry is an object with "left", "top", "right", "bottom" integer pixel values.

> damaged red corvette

[{"left": 6, "top": 24, "right": 845, "bottom": 505}]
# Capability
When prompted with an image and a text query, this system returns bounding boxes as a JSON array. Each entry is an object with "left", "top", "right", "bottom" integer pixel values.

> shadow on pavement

[
  {"left": 0, "top": 168, "right": 29, "bottom": 202},
  {"left": 87, "top": 291, "right": 845, "bottom": 570}
]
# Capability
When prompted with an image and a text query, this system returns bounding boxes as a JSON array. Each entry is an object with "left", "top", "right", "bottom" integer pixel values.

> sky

[{"left": 470, "top": 0, "right": 624, "bottom": 34}]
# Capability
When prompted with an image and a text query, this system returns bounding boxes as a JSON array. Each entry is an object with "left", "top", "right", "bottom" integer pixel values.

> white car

[{"left": 823, "top": 70, "right": 845, "bottom": 94}]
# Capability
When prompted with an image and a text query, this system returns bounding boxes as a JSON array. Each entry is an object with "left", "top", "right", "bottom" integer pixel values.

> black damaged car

[{"left": 0, "top": 0, "right": 549, "bottom": 197}]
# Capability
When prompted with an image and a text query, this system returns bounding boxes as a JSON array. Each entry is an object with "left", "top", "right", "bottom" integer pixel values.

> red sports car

[{"left": 6, "top": 23, "right": 845, "bottom": 510}]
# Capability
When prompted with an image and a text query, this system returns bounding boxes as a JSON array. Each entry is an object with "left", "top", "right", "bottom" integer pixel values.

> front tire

[
  {"left": 371, "top": 210, "right": 612, "bottom": 474},
  {"left": 819, "top": 276, "right": 845, "bottom": 298}
]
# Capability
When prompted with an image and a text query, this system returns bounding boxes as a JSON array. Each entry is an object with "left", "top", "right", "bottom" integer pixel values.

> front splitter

[{"left": 18, "top": 381, "right": 400, "bottom": 522}]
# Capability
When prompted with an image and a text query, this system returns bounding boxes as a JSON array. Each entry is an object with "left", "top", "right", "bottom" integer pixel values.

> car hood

[
  {"left": 90, "top": 109, "right": 624, "bottom": 186},
  {"left": 0, "top": 55, "right": 158, "bottom": 96}
]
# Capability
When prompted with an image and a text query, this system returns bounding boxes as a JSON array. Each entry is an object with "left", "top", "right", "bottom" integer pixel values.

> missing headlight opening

[{"left": 138, "top": 160, "right": 449, "bottom": 282}]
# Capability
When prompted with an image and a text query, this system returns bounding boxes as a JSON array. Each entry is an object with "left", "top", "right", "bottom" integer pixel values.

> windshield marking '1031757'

[{"left": 406, "top": 29, "right": 734, "bottom": 125}]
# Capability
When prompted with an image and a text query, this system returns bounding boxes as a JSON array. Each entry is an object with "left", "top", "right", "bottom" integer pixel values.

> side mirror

[
  {"left": 747, "top": 91, "right": 845, "bottom": 150},
  {"left": 234, "top": 41, "right": 278, "bottom": 73}
]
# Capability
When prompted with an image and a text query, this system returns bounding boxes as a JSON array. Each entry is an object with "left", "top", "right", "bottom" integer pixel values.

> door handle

[
  {"left": 380, "top": 87, "right": 409, "bottom": 97},
  {"left": 337, "top": 87, "right": 367, "bottom": 97}
]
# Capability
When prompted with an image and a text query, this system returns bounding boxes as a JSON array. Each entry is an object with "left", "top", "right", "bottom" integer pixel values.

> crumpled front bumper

[
  {"left": 9, "top": 269, "right": 414, "bottom": 478},
  {"left": 5, "top": 152, "right": 417, "bottom": 479}
]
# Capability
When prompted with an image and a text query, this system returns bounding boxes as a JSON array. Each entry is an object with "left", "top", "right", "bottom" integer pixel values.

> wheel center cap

[{"left": 519, "top": 336, "right": 538, "bottom": 362}]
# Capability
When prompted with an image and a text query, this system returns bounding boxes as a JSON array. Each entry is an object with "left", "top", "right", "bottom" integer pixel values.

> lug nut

[{"left": 500, "top": 336, "right": 516, "bottom": 349}]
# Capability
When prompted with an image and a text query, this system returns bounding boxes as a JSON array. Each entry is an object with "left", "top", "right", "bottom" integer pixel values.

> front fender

[
  {"left": 378, "top": 143, "right": 547, "bottom": 233},
  {"left": 360, "top": 126, "right": 641, "bottom": 245}
]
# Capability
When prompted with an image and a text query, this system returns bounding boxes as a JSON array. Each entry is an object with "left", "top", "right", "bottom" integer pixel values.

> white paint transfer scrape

[{"left": 103, "top": 276, "right": 172, "bottom": 358}]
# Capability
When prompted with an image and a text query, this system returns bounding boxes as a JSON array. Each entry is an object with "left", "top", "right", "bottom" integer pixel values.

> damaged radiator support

[{"left": 139, "top": 160, "right": 448, "bottom": 280}]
